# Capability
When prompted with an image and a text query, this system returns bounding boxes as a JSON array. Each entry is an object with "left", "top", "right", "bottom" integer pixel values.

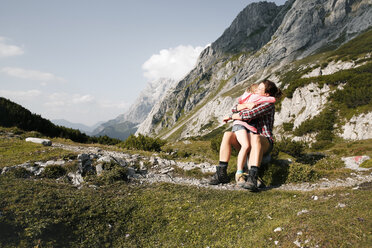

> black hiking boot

[
  {"left": 243, "top": 167, "right": 259, "bottom": 192},
  {"left": 208, "top": 165, "right": 229, "bottom": 185}
]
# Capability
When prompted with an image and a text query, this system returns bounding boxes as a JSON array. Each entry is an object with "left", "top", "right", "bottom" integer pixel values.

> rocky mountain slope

[
  {"left": 92, "top": 78, "right": 175, "bottom": 140},
  {"left": 136, "top": 0, "right": 372, "bottom": 142}
]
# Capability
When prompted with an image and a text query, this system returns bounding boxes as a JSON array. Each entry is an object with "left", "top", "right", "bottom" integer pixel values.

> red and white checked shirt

[{"left": 232, "top": 102, "right": 275, "bottom": 143}]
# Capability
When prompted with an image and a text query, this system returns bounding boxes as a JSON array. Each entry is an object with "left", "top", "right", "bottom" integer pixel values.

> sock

[
  {"left": 249, "top": 166, "right": 258, "bottom": 176},
  {"left": 236, "top": 170, "right": 244, "bottom": 174},
  {"left": 219, "top": 161, "right": 228, "bottom": 168}
]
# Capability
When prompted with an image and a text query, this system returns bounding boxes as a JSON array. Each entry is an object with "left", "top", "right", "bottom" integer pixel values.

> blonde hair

[{"left": 246, "top": 83, "right": 258, "bottom": 93}]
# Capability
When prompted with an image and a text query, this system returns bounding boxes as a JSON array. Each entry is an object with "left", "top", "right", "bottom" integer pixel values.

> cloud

[
  {"left": 142, "top": 45, "right": 204, "bottom": 81},
  {"left": 46, "top": 93, "right": 95, "bottom": 107},
  {"left": 0, "top": 37, "right": 24, "bottom": 57},
  {"left": 1, "top": 67, "right": 65, "bottom": 83},
  {"left": 0, "top": 89, "right": 42, "bottom": 99}
]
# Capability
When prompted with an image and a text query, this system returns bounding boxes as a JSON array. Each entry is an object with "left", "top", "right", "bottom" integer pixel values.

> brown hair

[{"left": 262, "top": 79, "right": 282, "bottom": 98}]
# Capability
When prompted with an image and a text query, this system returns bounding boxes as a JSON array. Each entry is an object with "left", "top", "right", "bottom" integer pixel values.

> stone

[
  {"left": 25, "top": 137, "right": 52, "bottom": 146},
  {"left": 68, "top": 172, "right": 84, "bottom": 186},
  {"left": 340, "top": 112, "right": 372, "bottom": 140},
  {"left": 341, "top": 156, "right": 370, "bottom": 171}
]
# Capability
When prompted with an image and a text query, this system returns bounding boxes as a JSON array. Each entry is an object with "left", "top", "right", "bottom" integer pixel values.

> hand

[
  {"left": 237, "top": 103, "right": 255, "bottom": 111},
  {"left": 223, "top": 115, "right": 231, "bottom": 123},
  {"left": 231, "top": 113, "right": 242, "bottom": 120}
]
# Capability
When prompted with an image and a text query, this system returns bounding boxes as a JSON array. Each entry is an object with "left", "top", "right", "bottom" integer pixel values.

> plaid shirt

[{"left": 232, "top": 102, "right": 275, "bottom": 143}]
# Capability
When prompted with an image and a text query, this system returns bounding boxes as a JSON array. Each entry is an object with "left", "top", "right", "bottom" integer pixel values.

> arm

[{"left": 235, "top": 102, "right": 275, "bottom": 121}]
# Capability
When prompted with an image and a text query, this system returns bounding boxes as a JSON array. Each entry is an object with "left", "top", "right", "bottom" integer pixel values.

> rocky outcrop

[
  {"left": 340, "top": 112, "right": 372, "bottom": 140},
  {"left": 93, "top": 78, "right": 175, "bottom": 139},
  {"left": 136, "top": 0, "right": 372, "bottom": 139},
  {"left": 25, "top": 137, "right": 52, "bottom": 146},
  {"left": 275, "top": 82, "right": 337, "bottom": 128}
]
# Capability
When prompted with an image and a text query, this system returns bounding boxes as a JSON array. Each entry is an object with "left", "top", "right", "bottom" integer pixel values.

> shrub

[
  {"left": 286, "top": 162, "right": 318, "bottom": 183},
  {"left": 100, "top": 166, "right": 128, "bottom": 184},
  {"left": 314, "top": 156, "right": 344, "bottom": 170},
  {"left": 282, "top": 122, "right": 294, "bottom": 132},
  {"left": 275, "top": 138, "right": 306, "bottom": 158},
  {"left": 5, "top": 167, "right": 32, "bottom": 178},
  {"left": 42, "top": 165, "right": 66, "bottom": 179},
  {"left": 260, "top": 161, "right": 289, "bottom": 186},
  {"left": 119, "top": 134, "right": 166, "bottom": 152}
]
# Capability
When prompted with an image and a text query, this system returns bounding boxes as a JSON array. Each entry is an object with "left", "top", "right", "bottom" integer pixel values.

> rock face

[
  {"left": 136, "top": 0, "right": 372, "bottom": 139},
  {"left": 275, "top": 83, "right": 334, "bottom": 128},
  {"left": 92, "top": 78, "right": 175, "bottom": 139},
  {"left": 340, "top": 112, "right": 372, "bottom": 140}
]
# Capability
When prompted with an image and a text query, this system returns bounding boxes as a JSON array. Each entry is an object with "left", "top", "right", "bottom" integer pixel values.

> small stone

[
  {"left": 274, "top": 241, "right": 279, "bottom": 245},
  {"left": 293, "top": 240, "right": 301, "bottom": 247},
  {"left": 297, "top": 209, "right": 309, "bottom": 216},
  {"left": 336, "top": 203, "right": 346, "bottom": 208},
  {"left": 267, "top": 215, "right": 273, "bottom": 220},
  {"left": 274, "top": 227, "right": 282, "bottom": 232},
  {"left": 125, "top": 234, "right": 130, "bottom": 238},
  {"left": 352, "top": 186, "right": 359, "bottom": 190},
  {"left": 297, "top": 231, "right": 303, "bottom": 236},
  {"left": 312, "top": 195, "right": 318, "bottom": 200}
]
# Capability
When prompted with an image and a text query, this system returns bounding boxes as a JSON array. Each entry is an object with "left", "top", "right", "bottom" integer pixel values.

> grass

[
  {"left": 0, "top": 136, "right": 76, "bottom": 168},
  {"left": 0, "top": 178, "right": 371, "bottom": 247}
]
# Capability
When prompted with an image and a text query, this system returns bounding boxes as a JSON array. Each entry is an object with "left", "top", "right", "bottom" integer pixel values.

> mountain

[
  {"left": 51, "top": 119, "right": 103, "bottom": 135},
  {"left": 92, "top": 78, "right": 176, "bottom": 140},
  {"left": 0, "top": 97, "right": 90, "bottom": 143},
  {"left": 136, "top": 0, "right": 372, "bottom": 143}
]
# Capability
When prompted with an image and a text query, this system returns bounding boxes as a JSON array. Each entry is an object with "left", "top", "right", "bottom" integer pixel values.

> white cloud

[
  {"left": 0, "top": 89, "right": 42, "bottom": 99},
  {"left": 46, "top": 93, "right": 95, "bottom": 107},
  {"left": 1, "top": 67, "right": 65, "bottom": 83},
  {"left": 142, "top": 45, "right": 204, "bottom": 81},
  {"left": 0, "top": 37, "right": 24, "bottom": 57}
]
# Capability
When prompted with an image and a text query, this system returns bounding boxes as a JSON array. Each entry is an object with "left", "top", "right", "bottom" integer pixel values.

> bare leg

[
  {"left": 235, "top": 130, "right": 251, "bottom": 172},
  {"left": 248, "top": 133, "right": 271, "bottom": 167},
  {"left": 219, "top": 131, "right": 241, "bottom": 162}
]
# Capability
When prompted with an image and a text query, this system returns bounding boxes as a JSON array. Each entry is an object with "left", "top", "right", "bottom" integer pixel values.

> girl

[{"left": 223, "top": 83, "right": 276, "bottom": 186}]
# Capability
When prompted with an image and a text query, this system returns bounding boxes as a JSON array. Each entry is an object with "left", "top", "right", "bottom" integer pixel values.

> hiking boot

[
  {"left": 208, "top": 165, "right": 229, "bottom": 185},
  {"left": 243, "top": 169, "right": 258, "bottom": 192},
  {"left": 236, "top": 173, "right": 247, "bottom": 187}
]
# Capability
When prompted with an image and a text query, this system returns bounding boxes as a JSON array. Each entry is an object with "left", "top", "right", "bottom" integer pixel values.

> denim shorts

[{"left": 232, "top": 124, "right": 251, "bottom": 133}]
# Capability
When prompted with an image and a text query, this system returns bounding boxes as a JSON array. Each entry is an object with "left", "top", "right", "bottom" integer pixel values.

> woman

[{"left": 208, "top": 80, "right": 282, "bottom": 192}]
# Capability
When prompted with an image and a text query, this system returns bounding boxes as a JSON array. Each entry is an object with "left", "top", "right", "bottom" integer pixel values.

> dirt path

[{"left": 53, "top": 142, "right": 372, "bottom": 192}]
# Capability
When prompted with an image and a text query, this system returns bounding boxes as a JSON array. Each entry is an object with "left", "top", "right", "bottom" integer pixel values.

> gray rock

[
  {"left": 68, "top": 172, "right": 84, "bottom": 186},
  {"left": 25, "top": 137, "right": 52, "bottom": 146},
  {"left": 341, "top": 156, "right": 370, "bottom": 171}
]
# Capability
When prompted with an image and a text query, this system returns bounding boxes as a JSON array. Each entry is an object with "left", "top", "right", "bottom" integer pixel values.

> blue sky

[{"left": 0, "top": 0, "right": 286, "bottom": 125}]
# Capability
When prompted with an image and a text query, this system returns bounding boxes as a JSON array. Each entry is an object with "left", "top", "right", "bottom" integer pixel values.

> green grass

[
  {"left": 0, "top": 137, "right": 76, "bottom": 168},
  {"left": 0, "top": 178, "right": 371, "bottom": 247}
]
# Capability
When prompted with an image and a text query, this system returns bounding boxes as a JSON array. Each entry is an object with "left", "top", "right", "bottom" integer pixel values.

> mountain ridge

[{"left": 136, "top": 0, "right": 372, "bottom": 141}]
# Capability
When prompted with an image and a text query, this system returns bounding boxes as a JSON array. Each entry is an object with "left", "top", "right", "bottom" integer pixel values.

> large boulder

[{"left": 25, "top": 137, "right": 52, "bottom": 146}]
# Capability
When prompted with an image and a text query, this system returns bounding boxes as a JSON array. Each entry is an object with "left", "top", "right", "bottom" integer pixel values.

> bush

[
  {"left": 286, "top": 162, "right": 318, "bottom": 183},
  {"left": 42, "top": 165, "right": 67, "bottom": 179},
  {"left": 5, "top": 167, "right": 32, "bottom": 178},
  {"left": 275, "top": 138, "right": 306, "bottom": 158},
  {"left": 260, "top": 162, "right": 289, "bottom": 186},
  {"left": 282, "top": 122, "right": 294, "bottom": 132},
  {"left": 100, "top": 166, "right": 128, "bottom": 184},
  {"left": 119, "top": 134, "right": 166, "bottom": 152}
]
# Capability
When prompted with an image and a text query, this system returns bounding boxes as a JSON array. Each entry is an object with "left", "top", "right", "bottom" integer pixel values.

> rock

[
  {"left": 341, "top": 156, "right": 370, "bottom": 171},
  {"left": 340, "top": 112, "right": 372, "bottom": 140},
  {"left": 96, "top": 164, "right": 104, "bottom": 176},
  {"left": 297, "top": 209, "right": 309, "bottom": 216},
  {"left": 68, "top": 172, "right": 84, "bottom": 186},
  {"left": 293, "top": 240, "right": 302, "bottom": 247},
  {"left": 274, "top": 227, "right": 282, "bottom": 232},
  {"left": 336, "top": 203, "right": 346, "bottom": 208},
  {"left": 25, "top": 137, "right": 52, "bottom": 146}
]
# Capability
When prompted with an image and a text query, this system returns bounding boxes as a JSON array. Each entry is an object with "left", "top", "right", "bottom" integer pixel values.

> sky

[{"left": 0, "top": 0, "right": 286, "bottom": 126}]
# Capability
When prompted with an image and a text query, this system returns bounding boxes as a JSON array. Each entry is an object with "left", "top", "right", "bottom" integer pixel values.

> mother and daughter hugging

[{"left": 208, "top": 79, "right": 282, "bottom": 192}]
